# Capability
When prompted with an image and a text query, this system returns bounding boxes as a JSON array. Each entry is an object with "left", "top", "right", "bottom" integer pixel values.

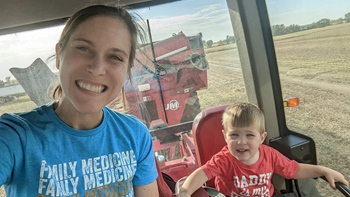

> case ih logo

[{"left": 165, "top": 100, "right": 179, "bottom": 110}]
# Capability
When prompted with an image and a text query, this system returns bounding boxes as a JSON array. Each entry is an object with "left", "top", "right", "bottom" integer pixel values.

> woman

[{"left": 0, "top": 5, "right": 158, "bottom": 197}]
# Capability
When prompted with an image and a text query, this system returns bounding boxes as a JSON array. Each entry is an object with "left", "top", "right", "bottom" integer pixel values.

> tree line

[
  {"left": 271, "top": 12, "right": 350, "bottom": 36},
  {"left": 203, "top": 35, "right": 236, "bottom": 48},
  {"left": 0, "top": 76, "right": 19, "bottom": 87},
  {"left": 203, "top": 12, "right": 350, "bottom": 48}
]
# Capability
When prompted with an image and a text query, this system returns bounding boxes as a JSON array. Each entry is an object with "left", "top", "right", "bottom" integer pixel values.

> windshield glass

[
  {"left": 266, "top": 0, "right": 350, "bottom": 196},
  {"left": 0, "top": 0, "right": 248, "bottom": 194},
  {"left": 0, "top": 25, "right": 63, "bottom": 113}
]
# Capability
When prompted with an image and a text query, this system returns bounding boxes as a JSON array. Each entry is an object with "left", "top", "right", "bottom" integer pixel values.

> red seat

[
  {"left": 156, "top": 156, "right": 174, "bottom": 197},
  {"left": 156, "top": 156, "right": 209, "bottom": 197},
  {"left": 156, "top": 104, "right": 230, "bottom": 196},
  {"left": 192, "top": 104, "right": 230, "bottom": 188}
]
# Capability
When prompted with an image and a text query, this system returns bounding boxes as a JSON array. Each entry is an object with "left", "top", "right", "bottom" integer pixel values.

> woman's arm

[
  {"left": 134, "top": 180, "right": 159, "bottom": 197},
  {"left": 178, "top": 168, "right": 209, "bottom": 197},
  {"left": 0, "top": 120, "right": 25, "bottom": 186},
  {"left": 293, "top": 163, "right": 348, "bottom": 189}
]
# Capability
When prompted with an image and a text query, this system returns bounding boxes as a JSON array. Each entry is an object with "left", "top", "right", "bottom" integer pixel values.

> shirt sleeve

[
  {"left": 0, "top": 114, "right": 26, "bottom": 186},
  {"left": 201, "top": 152, "right": 227, "bottom": 180},
  {"left": 132, "top": 121, "right": 158, "bottom": 185},
  {"left": 271, "top": 148, "right": 299, "bottom": 179}
]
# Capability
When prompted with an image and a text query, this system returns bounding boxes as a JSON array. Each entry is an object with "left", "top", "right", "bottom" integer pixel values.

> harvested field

[
  {"left": 273, "top": 23, "right": 350, "bottom": 197},
  {"left": 0, "top": 23, "right": 350, "bottom": 196}
]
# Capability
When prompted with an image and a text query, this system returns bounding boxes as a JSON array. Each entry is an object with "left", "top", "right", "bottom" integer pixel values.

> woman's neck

[{"left": 53, "top": 100, "right": 104, "bottom": 130}]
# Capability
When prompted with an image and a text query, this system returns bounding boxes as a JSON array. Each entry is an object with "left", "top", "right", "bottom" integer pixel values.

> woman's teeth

[{"left": 77, "top": 81, "right": 105, "bottom": 93}]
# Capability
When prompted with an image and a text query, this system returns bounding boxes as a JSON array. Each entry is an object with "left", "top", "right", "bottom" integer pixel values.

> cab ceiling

[{"left": 0, "top": 0, "right": 179, "bottom": 35}]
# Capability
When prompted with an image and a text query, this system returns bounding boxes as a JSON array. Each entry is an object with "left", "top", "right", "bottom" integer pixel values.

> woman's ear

[{"left": 55, "top": 43, "right": 61, "bottom": 69}]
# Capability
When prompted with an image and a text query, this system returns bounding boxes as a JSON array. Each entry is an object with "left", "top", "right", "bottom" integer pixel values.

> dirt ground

[{"left": 1, "top": 23, "right": 350, "bottom": 197}]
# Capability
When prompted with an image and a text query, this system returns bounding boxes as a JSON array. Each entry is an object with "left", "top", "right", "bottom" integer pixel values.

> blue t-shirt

[{"left": 0, "top": 103, "right": 158, "bottom": 197}]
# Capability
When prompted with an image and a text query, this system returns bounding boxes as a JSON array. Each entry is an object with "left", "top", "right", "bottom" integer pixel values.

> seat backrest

[
  {"left": 192, "top": 104, "right": 229, "bottom": 188},
  {"left": 155, "top": 156, "right": 174, "bottom": 197}
]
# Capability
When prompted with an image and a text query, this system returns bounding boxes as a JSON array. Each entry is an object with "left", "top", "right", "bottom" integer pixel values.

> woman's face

[{"left": 56, "top": 15, "right": 131, "bottom": 114}]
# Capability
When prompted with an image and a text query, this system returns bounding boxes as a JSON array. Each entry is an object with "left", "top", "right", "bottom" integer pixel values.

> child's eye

[
  {"left": 247, "top": 134, "right": 255, "bottom": 137},
  {"left": 231, "top": 133, "right": 239, "bottom": 137}
]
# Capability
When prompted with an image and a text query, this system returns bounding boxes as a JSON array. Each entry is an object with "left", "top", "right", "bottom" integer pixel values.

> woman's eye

[
  {"left": 76, "top": 46, "right": 90, "bottom": 52},
  {"left": 109, "top": 55, "right": 123, "bottom": 61}
]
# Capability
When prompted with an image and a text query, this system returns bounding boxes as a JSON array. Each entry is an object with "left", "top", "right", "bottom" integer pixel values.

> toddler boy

[{"left": 178, "top": 102, "right": 348, "bottom": 197}]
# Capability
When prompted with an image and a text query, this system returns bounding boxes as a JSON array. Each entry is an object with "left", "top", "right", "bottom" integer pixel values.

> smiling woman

[
  {"left": 53, "top": 15, "right": 131, "bottom": 124},
  {"left": 0, "top": 5, "right": 159, "bottom": 197}
]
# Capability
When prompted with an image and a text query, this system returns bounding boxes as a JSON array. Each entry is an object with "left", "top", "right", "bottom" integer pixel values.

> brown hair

[
  {"left": 222, "top": 102, "right": 265, "bottom": 134},
  {"left": 51, "top": 5, "right": 146, "bottom": 110}
]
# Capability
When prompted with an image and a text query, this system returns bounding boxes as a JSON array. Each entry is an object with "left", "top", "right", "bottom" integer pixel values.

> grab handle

[{"left": 320, "top": 176, "right": 350, "bottom": 197}]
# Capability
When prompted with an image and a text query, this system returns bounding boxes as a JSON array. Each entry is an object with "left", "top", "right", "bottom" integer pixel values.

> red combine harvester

[
  {"left": 124, "top": 31, "right": 208, "bottom": 129},
  {"left": 122, "top": 32, "right": 209, "bottom": 182}
]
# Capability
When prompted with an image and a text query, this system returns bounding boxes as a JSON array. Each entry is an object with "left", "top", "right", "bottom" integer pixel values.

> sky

[{"left": 0, "top": 0, "right": 350, "bottom": 81}]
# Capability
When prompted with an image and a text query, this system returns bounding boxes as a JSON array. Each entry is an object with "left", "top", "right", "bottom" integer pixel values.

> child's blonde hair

[{"left": 222, "top": 102, "right": 265, "bottom": 134}]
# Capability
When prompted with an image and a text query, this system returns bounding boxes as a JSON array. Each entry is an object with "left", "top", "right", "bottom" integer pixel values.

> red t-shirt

[{"left": 201, "top": 144, "right": 298, "bottom": 197}]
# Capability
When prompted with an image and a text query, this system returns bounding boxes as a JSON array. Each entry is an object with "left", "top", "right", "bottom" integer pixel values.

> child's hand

[
  {"left": 177, "top": 188, "right": 191, "bottom": 197},
  {"left": 323, "top": 167, "right": 349, "bottom": 190},
  {"left": 175, "top": 168, "right": 209, "bottom": 197},
  {"left": 177, "top": 194, "right": 191, "bottom": 197}
]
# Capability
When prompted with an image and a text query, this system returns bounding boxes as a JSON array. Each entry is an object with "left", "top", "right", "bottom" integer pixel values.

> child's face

[{"left": 223, "top": 124, "right": 267, "bottom": 165}]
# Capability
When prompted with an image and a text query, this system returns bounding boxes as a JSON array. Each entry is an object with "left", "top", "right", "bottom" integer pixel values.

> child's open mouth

[{"left": 237, "top": 149, "right": 248, "bottom": 154}]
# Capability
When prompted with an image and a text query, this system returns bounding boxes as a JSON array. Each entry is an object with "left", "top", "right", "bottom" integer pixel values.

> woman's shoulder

[
  {"left": 0, "top": 103, "right": 52, "bottom": 148},
  {"left": 104, "top": 107, "right": 139, "bottom": 121},
  {"left": 103, "top": 107, "right": 147, "bottom": 129},
  {"left": 0, "top": 103, "right": 51, "bottom": 127},
  {"left": 103, "top": 107, "right": 151, "bottom": 142}
]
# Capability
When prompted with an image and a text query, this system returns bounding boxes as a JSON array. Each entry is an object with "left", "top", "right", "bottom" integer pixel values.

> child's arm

[
  {"left": 293, "top": 163, "right": 349, "bottom": 189},
  {"left": 177, "top": 168, "right": 209, "bottom": 197}
]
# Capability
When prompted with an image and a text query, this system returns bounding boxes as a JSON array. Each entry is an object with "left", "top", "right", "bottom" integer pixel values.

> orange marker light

[{"left": 283, "top": 97, "right": 299, "bottom": 107}]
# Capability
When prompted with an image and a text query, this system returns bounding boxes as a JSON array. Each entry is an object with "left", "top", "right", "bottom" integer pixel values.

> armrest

[{"left": 175, "top": 176, "right": 209, "bottom": 197}]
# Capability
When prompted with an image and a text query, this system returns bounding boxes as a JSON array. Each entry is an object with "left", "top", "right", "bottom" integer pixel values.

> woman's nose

[{"left": 86, "top": 55, "right": 106, "bottom": 75}]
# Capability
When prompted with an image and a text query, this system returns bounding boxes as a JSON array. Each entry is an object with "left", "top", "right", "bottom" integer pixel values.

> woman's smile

[{"left": 76, "top": 80, "right": 107, "bottom": 93}]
